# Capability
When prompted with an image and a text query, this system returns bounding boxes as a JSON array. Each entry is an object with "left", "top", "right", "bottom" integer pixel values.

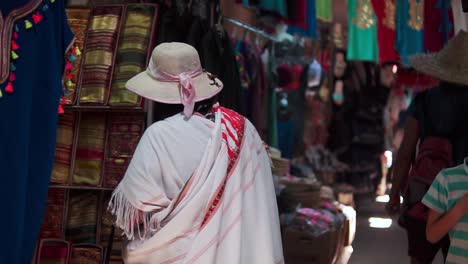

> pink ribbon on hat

[{"left": 147, "top": 60, "right": 203, "bottom": 118}]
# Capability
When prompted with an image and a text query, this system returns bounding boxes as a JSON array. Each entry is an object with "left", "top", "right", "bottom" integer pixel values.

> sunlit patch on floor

[
  {"left": 368, "top": 217, "right": 393, "bottom": 229},
  {"left": 375, "top": 194, "right": 403, "bottom": 204}
]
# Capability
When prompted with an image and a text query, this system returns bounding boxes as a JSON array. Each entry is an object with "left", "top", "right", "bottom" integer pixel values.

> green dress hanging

[
  {"left": 347, "top": 0, "right": 379, "bottom": 63},
  {"left": 316, "top": 0, "right": 333, "bottom": 22}
]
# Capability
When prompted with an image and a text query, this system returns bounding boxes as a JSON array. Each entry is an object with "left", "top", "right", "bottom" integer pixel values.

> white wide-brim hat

[
  {"left": 409, "top": 30, "right": 468, "bottom": 86},
  {"left": 126, "top": 42, "right": 223, "bottom": 117}
]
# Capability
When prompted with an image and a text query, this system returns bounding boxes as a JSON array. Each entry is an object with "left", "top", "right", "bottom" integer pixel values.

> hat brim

[
  {"left": 409, "top": 53, "right": 468, "bottom": 86},
  {"left": 125, "top": 71, "right": 223, "bottom": 104}
]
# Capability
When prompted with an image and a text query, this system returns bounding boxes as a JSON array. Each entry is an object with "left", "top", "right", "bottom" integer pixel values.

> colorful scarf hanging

[
  {"left": 64, "top": 8, "right": 90, "bottom": 105},
  {"left": 78, "top": 6, "right": 122, "bottom": 104},
  {"left": 66, "top": 191, "right": 98, "bottom": 244},
  {"left": 39, "top": 189, "right": 67, "bottom": 239},
  {"left": 51, "top": 113, "right": 75, "bottom": 184},
  {"left": 109, "top": 4, "right": 157, "bottom": 106},
  {"left": 103, "top": 113, "right": 145, "bottom": 188},
  {"left": 73, "top": 113, "right": 106, "bottom": 186},
  {"left": 423, "top": 0, "right": 453, "bottom": 53}
]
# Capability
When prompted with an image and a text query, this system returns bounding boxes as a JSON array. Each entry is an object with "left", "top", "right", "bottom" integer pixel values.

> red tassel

[
  {"left": 11, "top": 40, "right": 19, "bottom": 51},
  {"left": 9, "top": 72, "right": 15, "bottom": 82},
  {"left": 65, "top": 62, "right": 72, "bottom": 71},
  {"left": 5, "top": 82, "right": 14, "bottom": 93},
  {"left": 32, "top": 12, "right": 43, "bottom": 24},
  {"left": 66, "top": 73, "right": 72, "bottom": 79},
  {"left": 58, "top": 104, "right": 65, "bottom": 114}
]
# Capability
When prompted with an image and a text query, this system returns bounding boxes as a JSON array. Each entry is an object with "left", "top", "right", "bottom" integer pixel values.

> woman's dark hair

[{"left": 153, "top": 95, "right": 219, "bottom": 121}]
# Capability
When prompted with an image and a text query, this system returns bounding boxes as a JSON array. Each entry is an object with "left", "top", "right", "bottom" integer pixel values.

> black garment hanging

[{"left": 200, "top": 28, "right": 244, "bottom": 114}]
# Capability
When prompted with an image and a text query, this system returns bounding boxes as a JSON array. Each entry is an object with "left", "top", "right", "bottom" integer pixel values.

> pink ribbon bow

[{"left": 147, "top": 61, "right": 203, "bottom": 118}]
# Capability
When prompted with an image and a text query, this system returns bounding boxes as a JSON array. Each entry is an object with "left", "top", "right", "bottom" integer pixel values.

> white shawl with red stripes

[{"left": 109, "top": 107, "right": 284, "bottom": 264}]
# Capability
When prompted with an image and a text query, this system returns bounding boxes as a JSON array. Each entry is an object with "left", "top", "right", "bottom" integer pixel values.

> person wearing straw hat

[
  {"left": 387, "top": 31, "right": 468, "bottom": 264},
  {"left": 108, "top": 42, "right": 284, "bottom": 264}
]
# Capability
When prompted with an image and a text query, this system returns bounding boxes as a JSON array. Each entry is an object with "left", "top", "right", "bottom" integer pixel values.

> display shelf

[
  {"left": 49, "top": 184, "right": 114, "bottom": 191},
  {"left": 64, "top": 105, "right": 144, "bottom": 112}
]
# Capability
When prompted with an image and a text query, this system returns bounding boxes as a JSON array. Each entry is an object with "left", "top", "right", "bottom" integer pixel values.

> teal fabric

[
  {"left": 346, "top": 0, "right": 379, "bottom": 63},
  {"left": 260, "top": 0, "right": 287, "bottom": 17},
  {"left": 396, "top": 0, "right": 424, "bottom": 66}
]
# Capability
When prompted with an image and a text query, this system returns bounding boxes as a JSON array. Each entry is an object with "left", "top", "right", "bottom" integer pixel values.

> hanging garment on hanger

[
  {"left": 452, "top": 0, "right": 468, "bottom": 33},
  {"left": 395, "top": 0, "right": 425, "bottom": 66},
  {"left": 259, "top": 0, "right": 288, "bottom": 17},
  {"left": 287, "top": 0, "right": 318, "bottom": 39},
  {"left": 0, "top": 0, "right": 74, "bottom": 262},
  {"left": 423, "top": 0, "right": 453, "bottom": 53},
  {"left": 316, "top": 0, "right": 333, "bottom": 22},
  {"left": 371, "top": 0, "right": 399, "bottom": 64},
  {"left": 347, "top": 0, "right": 379, "bottom": 63},
  {"left": 201, "top": 28, "right": 245, "bottom": 114}
]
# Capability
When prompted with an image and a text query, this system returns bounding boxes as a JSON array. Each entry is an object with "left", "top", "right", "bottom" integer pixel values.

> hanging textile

[
  {"left": 66, "top": 191, "right": 99, "bottom": 244},
  {"left": 39, "top": 189, "right": 67, "bottom": 239},
  {"left": 259, "top": 0, "right": 288, "bottom": 17},
  {"left": 285, "top": 0, "right": 307, "bottom": 29},
  {"left": 36, "top": 240, "right": 71, "bottom": 264},
  {"left": 452, "top": 0, "right": 468, "bottom": 34},
  {"left": 65, "top": 8, "right": 90, "bottom": 104},
  {"left": 347, "top": 0, "right": 379, "bottom": 63},
  {"left": 201, "top": 29, "right": 244, "bottom": 114},
  {"left": 424, "top": 0, "right": 453, "bottom": 52},
  {"left": 51, "top": 112, "right": 75, "bottom": 184},
  {"left": 73, "top": 113, "right": 106, "bottom": 186},
  {"left": 79, "top": 6, "right": 122, "bottom": 104},
  {"left": 109, "top": 4, "right": 157, "bottom": 106},
  {"left": 104, "top": 113, "right": 145, "bottom": 188},
  {"left": 0, "top": 0, "right": 74, "bottom": 262},
  {"left": 396, "top": 0, "right": 424, "bottom": 66},
  {"left": 316, "top": 0, "right": 333, "bottom": 22},
  {"left": 371, "top": 0, "right": 399, "bottom": 63},
  {"left": 287, "top": 0, "right": 318, "bottom": 39}
]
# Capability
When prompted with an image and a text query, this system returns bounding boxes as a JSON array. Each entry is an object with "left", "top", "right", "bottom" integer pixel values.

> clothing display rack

[{"left": 224, "top": 17, "right": 278, "bottom": 42}]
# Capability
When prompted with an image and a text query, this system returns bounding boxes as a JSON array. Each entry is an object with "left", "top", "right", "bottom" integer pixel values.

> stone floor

[{"left": 349, "top": 194, "right": 444, "bottom": 264}]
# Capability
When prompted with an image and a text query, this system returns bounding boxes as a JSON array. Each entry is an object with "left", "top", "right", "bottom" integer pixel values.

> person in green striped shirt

[{"left": 423, "top": 159, "right": 468, "bottom": 264}]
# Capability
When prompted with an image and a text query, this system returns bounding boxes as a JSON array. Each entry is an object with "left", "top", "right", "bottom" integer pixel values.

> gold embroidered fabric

[
  {"left": 383, "top": 0, "right": 396, "bottom": 30},
  {"left": 109, "top": 5, "right": 157, "bottom": 106},
  {"left": 408, "top": 0, "right": 424, "bottom": 31},
  {"left": 78, "top": 6, "right": 122, "bottom": 104},
  {"left": 354, "top": 0, "right": 377, "bottom": 29}
]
